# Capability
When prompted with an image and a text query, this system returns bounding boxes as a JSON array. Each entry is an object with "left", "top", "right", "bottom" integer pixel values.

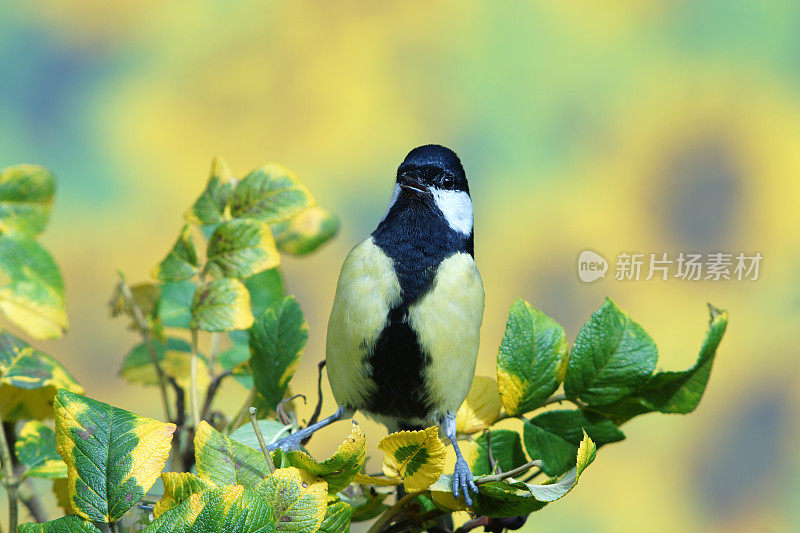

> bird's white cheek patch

[
  {"left": 381, "top": 184, "right": 401, "bottom": 222},
  {"left": 432, "top": 189, "right": 473, "bottom": 235}
]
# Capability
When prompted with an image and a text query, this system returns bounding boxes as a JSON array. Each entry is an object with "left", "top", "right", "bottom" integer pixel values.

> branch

[
  {"left": 367, "top": 491, "right": 423, "bottom": 533},
  {"left": 116, "top": 272, "right": 174, "bottom": 422},
  {"left": 475, "top": 460, "right": 542, "bottom": 485},
  {"left": 455, "top": 517, "right": 489, "bottom": 533},
  {"left": 190, "top": 328, "right": 201, "bottom": 429},
  {"left": 0, "top": 410, "right": 19, "bottom": 532}
]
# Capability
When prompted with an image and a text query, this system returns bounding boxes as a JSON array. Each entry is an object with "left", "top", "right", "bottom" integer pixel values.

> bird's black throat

[{"left": 363, "top": 192, "right": 473, "bottom": 421}]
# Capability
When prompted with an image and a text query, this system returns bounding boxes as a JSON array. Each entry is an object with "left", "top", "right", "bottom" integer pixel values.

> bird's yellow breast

[
  {"left": 326, "top": 237, "right": 484, "bottom": 423},
  {"left": 408, "top": 252, "right": 484, "bottom": 419}
]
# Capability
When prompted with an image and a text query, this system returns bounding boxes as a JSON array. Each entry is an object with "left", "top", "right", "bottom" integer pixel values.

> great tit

[{"left": 269, "top": 144, "right": 484, "bottom": 504}]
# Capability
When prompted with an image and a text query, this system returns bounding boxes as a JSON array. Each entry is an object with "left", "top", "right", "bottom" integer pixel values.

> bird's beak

[{"left": 398, "top": 175, "right": 431, "bottom": 197}]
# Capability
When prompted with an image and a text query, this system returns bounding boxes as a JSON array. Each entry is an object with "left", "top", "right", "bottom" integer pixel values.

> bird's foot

[
  {"left": 266, "top": 432, "right": 304, "bottom": 452},
  {"left": 452, "top": 457, "right": 479, "bottom": 506}
]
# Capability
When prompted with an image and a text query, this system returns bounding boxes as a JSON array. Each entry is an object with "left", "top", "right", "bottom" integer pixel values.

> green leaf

[
  {"left": 0, "top": 235, "right": 67, "bottom": 339},
  {"left": 249, "top": 296, "right": 308, "bottom": 411},
  {"left": 54, "top": 390, "right": 176, "bottom": 522},
  {"left": 496, "top": 299, "right": 568, "bottom": 415},
  {"left": 190, "top": 278, "right": 254, "bottom": 332},
  {"left": 229, "top": 164, "right": 316, "bottom": 223},
  {"left": 0, "top": 330, "right": 83, "bottom": 420},
  {"left": 118, "top": 338, "right": 210, "bottom": 392},
  {"left": 153, "top": 472, "right": 213, "bottom": 518},
  {"left": 229, "top": 418, "right": 292, "bottom": 450},
  {"left": 594, "top": 304, "right": 728, "bottom": 424},
  {"left": 434, "top": 433, "right": 596, "bottom": 517},
  {"left": 243, "top": 267, "right": 285, "bottom": 318},
  {"left": 254, "top": 467, "right": 328, "bottom": 531},
  {"left": 151, "top": 224, "right": 200, "bottom": 282},
  {"left": 144, "top": 485, "right": 271, "bottom": 533},
  {"left": 564, "top": 298, "right": 658, "bottom": 406},
  {"left": 185, "top": 156, "right": 234, "bottom": 226},
  {"left": 0, "top": 164, "right": 55, "bottom": 236},
  {"left": 193, "top": 420, "right": 273, "bottom": 488},
  {"left": 379, "top": 427, "right": 446, "bottom": 491},
  {"left": 157, "top": 280, "right": 197, "bottom": 329},
  {"left": 468, "top": 429, "right": 528, "bottom": 476},
  {"left": 523, "top": 409, "right": 624, "bottom": 476},
  {"left": 205, "top": 218, "right": 280, "bottom": 279},
  {"left": 271, "top": 206, "right": 339, "bottom": 255},
  {"left": 217, "top": 341, "right": 253, "bottom": 389},
  {"left": 18, "top": 514, "right": 102, "bottom": 532},
  {"left": 285, "top": 421, "right": 366, "bottom": 493},
  {"left": 319, "top": 501, "right": 352, "bottom": 533},
  {"left": 15, "top": 420, "right": 67, "bottom": 479}
]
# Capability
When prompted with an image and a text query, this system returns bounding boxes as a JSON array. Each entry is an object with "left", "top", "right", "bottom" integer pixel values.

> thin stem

[
  {"left": 367, "top": 491, "right": 423, "bottom": 533},
  {"left": 109, "top": 520, "right": 118, "bottom": 532},
  {"left": 475, "top": 459, "right": 542, "bottom": 485},
  {"left": 200, "top": 370, "right": 232, "bottom": 422},
  {"left": 382, "top": 508, "right": 444, "bottom": 533},
  {"left": 190, "top": 328, "right": 201, "bottom": 429},
  {"left": 117, "top": 272, "right": 173, "bottom": 422},
  {"left": 208, "top": 332, "right": 221, "bottom": 370},
  {"left": 18, "top": 480, "right": 47, "bottom": 523},
  {"left": 455, "top": 516, "right": 490, "bottom": 533},
  {"left": 543, "top": 393, "right": 568, "bottom": 406},
  {"left": 248, "top": 407, "right": 276, "bottom": 473},
  {"left": 0, "top": 408, "right": 18, "bottom": 532}
]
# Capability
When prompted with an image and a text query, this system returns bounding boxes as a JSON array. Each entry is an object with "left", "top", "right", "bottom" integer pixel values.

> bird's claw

[
  {"left": 266, "top": 433, "right": 303, "bottom": 452},
  {"left": 452, "top": 457, "right": 478, "bottom": 507}
]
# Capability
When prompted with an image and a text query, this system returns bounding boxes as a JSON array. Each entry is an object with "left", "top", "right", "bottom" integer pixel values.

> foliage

[{"left": 3, "top": 158, "right": 727, "bottom": 533}]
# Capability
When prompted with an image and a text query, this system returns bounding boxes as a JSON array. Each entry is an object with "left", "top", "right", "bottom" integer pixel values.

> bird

[{"left": 268, "top": 144, "right": 484, "bottom": 505}]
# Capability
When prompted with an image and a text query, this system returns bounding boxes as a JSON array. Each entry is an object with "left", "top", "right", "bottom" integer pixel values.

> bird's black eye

[{"left": 440, "top": 175, "right": 455, "bottom": 189}]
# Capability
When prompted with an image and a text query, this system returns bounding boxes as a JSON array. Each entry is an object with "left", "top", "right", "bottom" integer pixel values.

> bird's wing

[{"left": 326, "top": 236, "right": 402, "bottom": 409}]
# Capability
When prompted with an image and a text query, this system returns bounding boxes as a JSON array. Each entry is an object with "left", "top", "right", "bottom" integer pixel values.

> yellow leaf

[
  {"left": 456, "top": 375, "right": 502, "bottom": 434},
  {"left": 378, "top": 427, "right": 446, "bottom": 491}
]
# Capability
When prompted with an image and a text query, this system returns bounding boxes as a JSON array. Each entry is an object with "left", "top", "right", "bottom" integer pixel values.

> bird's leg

[
  {"left": 267, "top": 406, "right": 353, "bottom": 452},
  {"left": 442, "top": 412, "right": 479, "bottom": 506}
]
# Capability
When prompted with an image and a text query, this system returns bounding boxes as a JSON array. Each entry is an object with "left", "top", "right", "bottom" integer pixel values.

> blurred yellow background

[{"left": 2, "top": 1, "right": 799, "bottom": 531}]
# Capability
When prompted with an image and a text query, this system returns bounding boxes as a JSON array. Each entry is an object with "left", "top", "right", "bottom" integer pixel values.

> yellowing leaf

[
  {"left": 271, "top": 206, "right": 339, "bottom": 256},
  {"left": 54, "top": 390, "right": 176, "bottom": 522},
  {"left": 0, "top": 330, "right": 82, "bottom": 420},
  {"left": 0, "top": 164, "right": 55, "bottom": 237},
  {"left": 15, "top": 420, "right": 67, "bottom": 479},
  {"left": 190, "top": 278, "right": 254, "bottom": 332},
  {"left": 456, "top": 376, "right": 502, "bottom": 434},
  {"left": 185, "top": 156, "right": 234, "bottom": 226},
  {"left": 285, "top": 421, "right": 367, "bottom": 493},
  {"left": 229, "top": 164, "right": 316, "bottom": 223},
  {"left": 379, "top": 427, "right": 446, "bottom": 491},
  {"left": 18, "top": 514, "right": 102, "bottom": 532},
  {"left": 193, "top": 420, "right": 273, "bottom": 488},
  {"left": 145, "top": 485, "right": 270, "bottom": 532},
  {"left": 151, "top": 224, "right": 200, "bottom": 282},
  {"left": 205, "top": 218, "right": 280, "bottom": 279},
  {"left": 0, "top": 236, "right": 68, "bottom": 339},
  {"left": 255, "top": 467, "right": 328, "bottom": 532},
  {"left": 153, "top": 472, "right": 213, "bottom": 518}
]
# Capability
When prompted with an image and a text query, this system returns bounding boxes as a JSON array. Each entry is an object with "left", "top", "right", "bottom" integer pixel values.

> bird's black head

[{"left": 396, "top": 144, "right": 469, "bottom": 196}]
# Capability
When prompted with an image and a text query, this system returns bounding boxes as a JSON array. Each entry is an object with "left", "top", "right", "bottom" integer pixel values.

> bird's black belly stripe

[{"left": 363, "top": 306, "right": 431, "bottom": 420}]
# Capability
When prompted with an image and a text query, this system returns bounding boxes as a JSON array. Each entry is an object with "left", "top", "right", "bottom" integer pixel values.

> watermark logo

[
  {"left": 577, "top": 250, "right": 608, "bottom": 283},
  {"left": 577, "top": 251, "right": 763, "bottom": 282}
]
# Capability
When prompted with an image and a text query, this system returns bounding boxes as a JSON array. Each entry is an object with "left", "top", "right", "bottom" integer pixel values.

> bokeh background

[{"left": 2, "top": 1, "right": 800, "bottom": 531}]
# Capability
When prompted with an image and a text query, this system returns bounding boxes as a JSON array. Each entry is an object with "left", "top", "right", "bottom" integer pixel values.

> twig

[
  {"left": 307, "top": 360, "right": 326, "bottom": 427},
  {"left": 382, "top": 508, "right": 445, "bottom": 533},
  {"left": 367, "top": 491, "right": 422, "bottom": 533},
  {"left": 200, "top": 370, "right": 233, "bottom": 421},
  {"left": 455, "top": 516, "right": 489, "bottom": 533},
  {"left": 248, "top": 407, "right": 276, "bottom": 473},
  {"left": 117, "top": 272, "right": 173, "bottom": 422},
  {"left": 190, "top": 328, "right": 201, "bottom": 429},
  {"left": 0, "top": 409, "right": 18, "bottom": 532},
  {"left": 475, "top": 459, "right": 542, "bottom": 485},
  {"left": 278, "top": 394, "right": 305, "bottom": 426}
]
